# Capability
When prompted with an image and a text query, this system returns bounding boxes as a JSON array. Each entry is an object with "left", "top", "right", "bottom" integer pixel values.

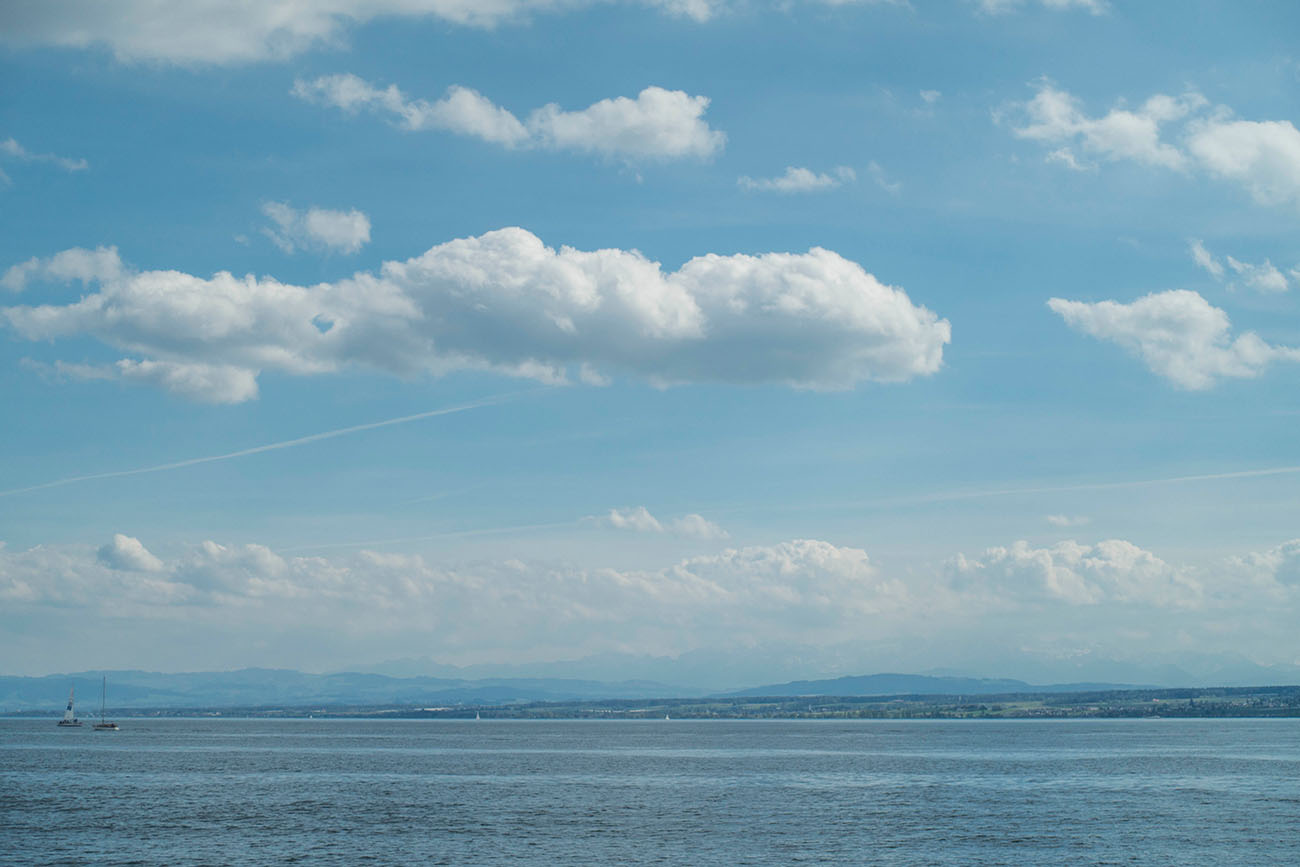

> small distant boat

[
  {"left": 93, "top": 676, "right": 119, "bottom": 731},
  {"left": 56, "top": 687, "right": 82, "bottom": 727},
  {"left": 475, "top": 712, "right": 481, "bottom": 721}
]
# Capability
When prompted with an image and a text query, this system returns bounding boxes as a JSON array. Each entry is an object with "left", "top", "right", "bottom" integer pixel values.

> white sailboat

[
  {"left": 93, "top": 676, "right": 119, "bottom": 731},
  {"left": 56, "top": 686, "right": 82, "bottom": 727}
]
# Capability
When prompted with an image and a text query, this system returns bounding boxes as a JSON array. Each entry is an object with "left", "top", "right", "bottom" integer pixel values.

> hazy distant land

[{"left": 5, "top": 669, "right": 1300, "bottom": 720}]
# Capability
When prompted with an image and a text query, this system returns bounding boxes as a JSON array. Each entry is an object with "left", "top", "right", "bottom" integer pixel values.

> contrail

[{"left": 0, "top": 392, "right": 526, "bottom": 498}]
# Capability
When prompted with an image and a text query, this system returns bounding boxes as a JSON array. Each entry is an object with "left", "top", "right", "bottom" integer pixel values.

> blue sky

[{"left": 2, "top": 0, "right": 1300, "bottom": 684}]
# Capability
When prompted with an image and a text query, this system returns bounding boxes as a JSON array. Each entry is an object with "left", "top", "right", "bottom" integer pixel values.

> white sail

[{"left": 57, "top": 686, "right": 82, "bottom": 726}]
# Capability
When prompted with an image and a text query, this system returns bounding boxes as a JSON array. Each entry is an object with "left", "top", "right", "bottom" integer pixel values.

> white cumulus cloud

[
  {"left": 97, "top": 534, "right": 165, "bottom": 573},
  {"left": 1011, "top": 82, "right": 1201, "bottom": 170},
  {"left": 2, "top": 229, "right": 950, "bottom": 402},
  {"left": 1, "top": 245, "right": 123, "bottom": 292},
  {"left": 948, "top": 539, "right": 1199, "bottom": 607},
  {"left": 738, "top": 166, "right": 855, "bottom": 193},
  {"left": 1190, "top": 240, "right": 1289, "bottom": 293},
  {"left": 1048, "top": 290, "right": 1300, "bottom": 389},
  {"left": 1010, "top": 83, "right": 1300, "bottom": 211},
  {"left": 598, "top": 506, "right": 728, "bottom": 539},
  {"left": 1186, "top": 117, "right": 1300, "bottom": 208},
  {"left": 293, "top": 75, "right": 724, "bottom": 160},
  {"left": 261, "top": 202, "right": 371, "bottom": 255},
  {"left": 1225, "top": 255, "right": 1289, "bottom": 294}
]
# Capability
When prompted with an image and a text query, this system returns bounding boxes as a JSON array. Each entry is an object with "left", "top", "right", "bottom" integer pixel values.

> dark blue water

[{"left": 3, "top": 718, "right": 1299, "bottom": 865}]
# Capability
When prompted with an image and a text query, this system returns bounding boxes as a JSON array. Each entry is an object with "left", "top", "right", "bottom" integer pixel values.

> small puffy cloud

[
  {"left": 604, "top": 506, "right": 665, "bottom": 533},
  {"left": 116, "top": 360, "right": 262, "bottom": 404},
  {"left": 1011, "top": 82, "right": 1200, "bottom": 170},
  {"left": 292, "top": 76, "right": 529, "bottom": 145},
  {"left": 262, "top": 202, "right": 371, "bottom": 255},
  {"left": 738, "top": 166, "right": 855, "bottom": 193},
  {"left": 1010, "top": 84, "right": 1300, "bottom": 212},
  {"left": 1186, "top": 118, "right": 1300, "bottom": 208},
  {"left": 1, "top": 245, "right": 123, "bottom": 292},
  {"left": 0, "top": 137, "right": 88, "bottom": 179},
  {"left": 294, "top": 75, "right": 723, "bottom": 161},
  {"left": 97, "top": 534, "right": 164, "bottom": 572},
  {"left": 949, "top": 539, "right": 1199, "bottom": 607},
  {"left": 3, "top": 228, "right": 950, "bottom": 402},
  {"left": 598, "top": 506, "right": 728, "bottom": 539},
  {"left": 920, "top": 90, "right": 941, "bottom": 104},
  {"left": 1048, "top": 290, "right": 1300, "bottom": 389},
  {"left": 1046, "top": 514, "right": 1090, "bottom": 527},
  {"left": 867, "top": 161, "right": 901, "bottom": 194},
  {"left": 1190, "top": 240, "right": 1288, "bottom": 293},
  {"left": 1189, "top": 239, "right": 1225, "bottom": 279},
  {"left": 1045, "top": 147, "right": 1092, "bottom": 172},
  {"left": 528, "top": 87, "right": 724, "bottom": 160},
  {"left": 1225, "top": 256, "right": 1289, "bottom": 294}
]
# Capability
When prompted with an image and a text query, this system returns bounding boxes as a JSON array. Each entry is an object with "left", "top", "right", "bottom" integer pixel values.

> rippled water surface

[{"left": 3, "top": 718, "right": 1299, "bottom": 865}]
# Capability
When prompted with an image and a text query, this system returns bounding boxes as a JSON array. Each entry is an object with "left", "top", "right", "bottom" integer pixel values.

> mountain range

[{"left": 6, "top": 649, "right": 1300, "bottom": 713}]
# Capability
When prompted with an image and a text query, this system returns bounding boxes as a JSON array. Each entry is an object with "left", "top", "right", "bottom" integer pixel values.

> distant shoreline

[{"left": 7, "top": 684, "right": 1300, "bottom": 721}]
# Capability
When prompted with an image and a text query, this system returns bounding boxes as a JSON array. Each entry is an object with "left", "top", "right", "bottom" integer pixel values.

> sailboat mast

[{"left": 100, "top": 675, "right": 106, "bottom": 723}]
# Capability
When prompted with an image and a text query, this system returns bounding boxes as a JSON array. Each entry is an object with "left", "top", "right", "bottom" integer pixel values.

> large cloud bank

[
  {"left": 2, "top": 229, "right": 951, "bottom": 402},
  {"left": 5, "top": 532, "right": 1299, "bottom": 671}
]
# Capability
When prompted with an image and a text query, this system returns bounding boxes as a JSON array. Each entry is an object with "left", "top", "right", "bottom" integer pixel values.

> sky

[{"left": 2, "top": 0, "right": 1300, "bottom": 685}]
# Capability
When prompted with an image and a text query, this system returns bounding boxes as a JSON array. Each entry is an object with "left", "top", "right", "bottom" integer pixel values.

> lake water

[{"left": 2, "top": 718, "right": 1299, "bottom": 865}]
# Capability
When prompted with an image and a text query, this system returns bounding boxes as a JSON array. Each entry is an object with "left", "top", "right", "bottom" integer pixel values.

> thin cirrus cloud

[
  {"left": 261, "top": 202, "right": 371, "bottom": 255},
  {"left": 1008, "top": 81, "right": 1300, "bottom": 210},
  {"left": 292, "top": 74, "right": 725, "bottom": 161},
  {"left": 1, "top": 228, "right": 951, "bottom": 403},
  {"left": 738, "top": 166, "right": 856, "bottom": 193},
  {"left": 0, "top": 136, "right": 87, "bottom": 184},
  {"left": 1189, "top": 239, "right": 1290, "bottom": 294},
  {"left": 594, "top": 506, "right": 729, "bottom": 539},
  {"left": 1048, "top": 290, "right": 1300, "bottom": 389}
]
